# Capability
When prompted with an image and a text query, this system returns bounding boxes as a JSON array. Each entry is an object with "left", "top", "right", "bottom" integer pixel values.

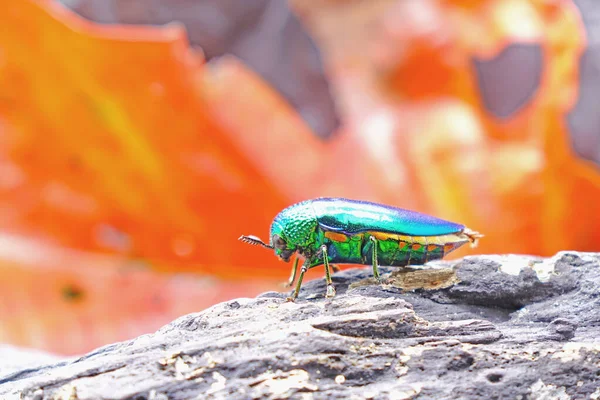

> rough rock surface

[
  {"left": 0, "top": 346, "right": 63, "bottom": 378},
  {"left": 1, "top": 252, "right": 600, "bottom": 399}
]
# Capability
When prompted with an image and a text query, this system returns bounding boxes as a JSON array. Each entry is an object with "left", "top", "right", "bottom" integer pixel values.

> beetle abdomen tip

[{"left": 463, "top": 228, "right": 484, "bottom": 247}]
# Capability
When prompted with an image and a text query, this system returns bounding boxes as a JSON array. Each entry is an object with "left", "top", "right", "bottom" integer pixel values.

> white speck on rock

[
  {"left": 206, "top": 371, "right": 227, "bottom": 395},
  {"left": 529, "top": 379, "right": 571, "bottom": 400}
]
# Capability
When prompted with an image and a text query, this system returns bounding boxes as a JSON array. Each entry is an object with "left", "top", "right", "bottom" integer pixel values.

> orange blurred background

[{"left": 1, "top": 0, "right": 599, "bottom": 355}]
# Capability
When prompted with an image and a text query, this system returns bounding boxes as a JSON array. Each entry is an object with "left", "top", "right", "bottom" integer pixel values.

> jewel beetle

[{"left": 239, "top": 197, "right": 482, "bottom": 301}]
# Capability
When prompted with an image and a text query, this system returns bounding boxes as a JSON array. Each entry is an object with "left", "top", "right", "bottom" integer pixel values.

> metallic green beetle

[{"left": 240, "top": 198, "right": 482, "bottom": 301}]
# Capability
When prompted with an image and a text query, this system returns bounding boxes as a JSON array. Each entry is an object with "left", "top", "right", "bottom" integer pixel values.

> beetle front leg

[
  {"left": 283, "top": 257, "right": 300, "bottom": 288},
  {"left": 321, "top": 245, "right": 336, "bottom": 298},
  {"left": 286, "top": 258, "right": 310, "bottom": 302},
  {"left": 370, "top": 236, "right": 382, "bottom": 282}
]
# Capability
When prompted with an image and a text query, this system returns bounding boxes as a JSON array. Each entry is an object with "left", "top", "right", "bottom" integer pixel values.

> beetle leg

[
  {"left": 286, "top": 259, "right": 310, "bottom": 302},
  {"left": 321, "top": 245, "right": 336, "bottom": 298},
  {"left": 283, "top": 257, "right": 300, "bottom": 288},
  {"left": 370, "top": 236, "right": 382, "bottom": 282},
  {"left": 331, "top": 264, "right": 341, "bottom": 273}
]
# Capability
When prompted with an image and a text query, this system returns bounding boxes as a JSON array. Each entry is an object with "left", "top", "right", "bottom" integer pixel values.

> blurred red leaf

[
  {"left": 2, "top": 0, "right": 600, "bottom": 356},
  {"left": 0, "top": 0, "right": 301, "bottom": 274},
  {"left": 0, "top": 234, "right": 278, "bottom": 354}
]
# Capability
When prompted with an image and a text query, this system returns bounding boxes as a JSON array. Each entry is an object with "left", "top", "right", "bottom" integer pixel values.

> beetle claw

[
  {"left": 370, "top": 276, "right": 384, "bottom": 285},
  {"left": 325, "top": 284, "right": 336, "bottom": 298}
]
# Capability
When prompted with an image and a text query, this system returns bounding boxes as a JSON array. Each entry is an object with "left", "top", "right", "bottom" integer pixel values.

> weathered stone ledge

[{"left": 1, "top": 252, "right": 599, "bottom": 399}]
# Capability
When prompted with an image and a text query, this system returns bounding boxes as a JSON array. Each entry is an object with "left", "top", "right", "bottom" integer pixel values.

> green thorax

[{"left": 270, "top": 200, "right": 319, "bottom": 251}]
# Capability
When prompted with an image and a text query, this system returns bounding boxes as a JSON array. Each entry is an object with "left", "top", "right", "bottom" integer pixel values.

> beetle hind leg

[
  {"left": 321, "top": 245, "right": 336, "bottom": 298},
  {"left": 370, "top": 236, "right": 383, "bottom": 283}
]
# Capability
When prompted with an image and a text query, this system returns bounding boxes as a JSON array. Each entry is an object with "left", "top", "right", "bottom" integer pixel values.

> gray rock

[
  {"left": 0, "top": 346, "right": 63, "bottom": 378},
  {"left": 1, "top": 251, "right": 599, "bottom": 399}
]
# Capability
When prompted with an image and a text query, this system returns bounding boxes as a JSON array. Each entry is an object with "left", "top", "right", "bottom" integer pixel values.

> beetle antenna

[{"left": 239, "top": 235, "right": 274, "bottom": 249}]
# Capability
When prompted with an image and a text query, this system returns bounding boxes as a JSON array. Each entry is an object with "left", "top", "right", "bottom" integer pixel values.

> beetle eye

[{"left": 272, "top": 234, "right": 287, "bottom": 250}]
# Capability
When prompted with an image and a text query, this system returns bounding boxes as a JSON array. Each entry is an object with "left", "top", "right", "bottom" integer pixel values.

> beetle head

[
  {"left": 268, "top": 220, "right": 297, "bottom": 262},
  {"left": 271, "top": 233, "right": 296, "bottom": 262}
]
